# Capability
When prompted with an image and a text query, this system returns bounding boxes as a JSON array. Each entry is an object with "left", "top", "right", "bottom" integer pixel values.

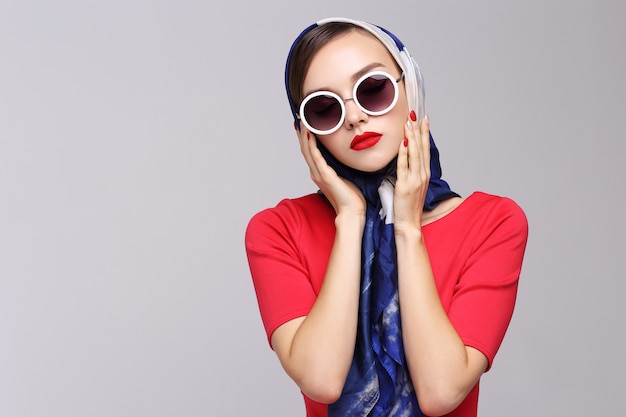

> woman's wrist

[
  {"left": 394, "top": 223, "right": 423, "bottom": 242},
  {"left": 335, "top": 210, "right": 366, "bottom": 231}
]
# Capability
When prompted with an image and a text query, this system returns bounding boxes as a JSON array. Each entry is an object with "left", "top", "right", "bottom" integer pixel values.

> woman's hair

[
  {"left": 286, "top": 18, "right": 427, "bottom": 126},
  {"left": 286, "top": 22, "right": 379, "bottom": 110},
  {"left": 284, "top": 17, "right": 455, "bottom": 210}
]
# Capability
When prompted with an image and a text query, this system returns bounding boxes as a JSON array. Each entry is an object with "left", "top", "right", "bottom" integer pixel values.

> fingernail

[
  {"left": 425, "top": 114, "right": 430, "bottom": 126},
  {"left": 307, "top": 132, "right": 311, "bottom": 140},
  {"left": 407, "top": 120, "right": 413, "bottom": 131},
  {"left": 403, "top": 138, "right": 408, "bottom": 147},
  {"left": 410, "top": 110, "right": 417, "bottom": 122},
  {"left": 294, "top": 121, "right": 298, "bottom": 130}
]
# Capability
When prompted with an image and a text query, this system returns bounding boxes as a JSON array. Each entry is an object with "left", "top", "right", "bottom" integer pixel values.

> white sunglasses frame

[{"left": 298, "top": 70, "right": 404, "bottom": 136}]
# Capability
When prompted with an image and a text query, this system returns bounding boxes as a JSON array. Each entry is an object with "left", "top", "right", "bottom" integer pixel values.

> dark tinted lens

[
  {"left": 303, "top": 94, "right": 342, "bottom": 132},
  {"left": 356, "top": 74, "right": 394, "bottom": 112}
]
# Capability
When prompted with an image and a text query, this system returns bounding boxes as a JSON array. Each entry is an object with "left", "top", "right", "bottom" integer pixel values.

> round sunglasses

[{"left": 298, "top": 70, "right": 404, "bottom": 136}]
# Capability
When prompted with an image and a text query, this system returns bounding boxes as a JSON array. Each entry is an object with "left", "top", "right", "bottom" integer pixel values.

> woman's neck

[{"left": 421, "top": 196, "right": 464, "bottom": 226}]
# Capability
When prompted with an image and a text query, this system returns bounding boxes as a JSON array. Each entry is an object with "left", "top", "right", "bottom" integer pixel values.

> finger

[
  {"left": 304, "top": 132, "right": 342, "bottom": 187},
  {"left": 397, "top": 135, "right": 409, "bottom": 177},
  {"left": 419, "top": 115, "right": 431, "bottom": 176},
  {"left": 297, "top": 127, "right": 323, "bottom": 179},
  {"left": 419, "top": 114, "right": 430, "bottom": 147},
  {"left": 297, "top": 127, "right": 313, "bottom": 164},
  {"left": 404, "top": 116, "right": 420, "bottom": 178},
  {"left": 306, "top": 133, "right": 331, "bottom": 175}
]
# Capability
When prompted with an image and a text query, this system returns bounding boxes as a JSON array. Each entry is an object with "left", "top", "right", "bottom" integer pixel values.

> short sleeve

[
  {"left": 245, "top": 200, "right": 321, "bottom": 347},
  {"left": 447, "top": 197, "right": 528, "bottom": 370}
]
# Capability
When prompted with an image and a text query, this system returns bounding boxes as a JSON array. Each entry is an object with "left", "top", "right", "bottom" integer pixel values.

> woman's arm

[
  {"left": 395, "top": 228, "right": 488, "bottom": 416},
  {"left": 270, "top": 129, "right": 366, "bottom": 404},
  {"left": 394, "top": 116, "right": 487, "bottom": 416}
]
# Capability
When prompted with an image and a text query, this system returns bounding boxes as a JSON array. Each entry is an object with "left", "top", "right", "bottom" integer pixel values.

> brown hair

[{"left": 287, "top": 23, "right": 374, "bottom": 109}]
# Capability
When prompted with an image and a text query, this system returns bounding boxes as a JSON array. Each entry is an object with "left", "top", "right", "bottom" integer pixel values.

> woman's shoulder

[
  {"left": 248, "top": 193, "right": 331, "bottom": 222},
  {"left": 458, "top": 191, "right": 528, "bottom": 237},
  {"left": 423, "top": 192, "right": 528, "bottom": 259},
  {"left": 245, "top": 193, "right": 335, "bottom": 242},
  {"left": 427, "top": 191, "right": 527, "bottom": 233},
  {"left": 463, "top": 191, "right": 526, "bottom": 220}
]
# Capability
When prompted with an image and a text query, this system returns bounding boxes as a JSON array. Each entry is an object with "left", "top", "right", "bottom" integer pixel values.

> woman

[{"left": 245, "top": 17, "right": 528, "bottom": 417}]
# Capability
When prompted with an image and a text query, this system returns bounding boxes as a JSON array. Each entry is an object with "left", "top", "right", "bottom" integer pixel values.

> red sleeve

[
  {"left": 245, "top": 200, "right": 318, "bottom": 347},
  {"left": 447, "top": 197, "right": 528, "bottom": 370}
]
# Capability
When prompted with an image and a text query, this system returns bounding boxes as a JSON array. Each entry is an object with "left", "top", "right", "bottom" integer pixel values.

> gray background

[{"left": 1, "top": 0, "right": 624, "bottom": 416}]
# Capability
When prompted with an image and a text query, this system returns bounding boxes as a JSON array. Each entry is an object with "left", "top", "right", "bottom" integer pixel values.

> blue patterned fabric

[
  {"left": 285, "top": 18, "right": 459, "bottom": 416},
  {"left": 318, "top": 139, "right": 456, "bottom": 417}
]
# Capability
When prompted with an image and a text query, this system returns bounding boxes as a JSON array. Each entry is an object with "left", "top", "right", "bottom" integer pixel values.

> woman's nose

[{"left": 343, "top": 98, "right": 368, "bottom": 129}]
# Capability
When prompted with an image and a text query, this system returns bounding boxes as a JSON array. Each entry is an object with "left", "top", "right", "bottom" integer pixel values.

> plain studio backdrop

[{"left": 1, "top": 0, "right": 624, "bottom": 416}]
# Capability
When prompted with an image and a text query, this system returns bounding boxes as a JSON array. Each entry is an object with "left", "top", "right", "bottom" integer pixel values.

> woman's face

[{"left": 302, "top": 30, "right": 409, "bottom": 173}]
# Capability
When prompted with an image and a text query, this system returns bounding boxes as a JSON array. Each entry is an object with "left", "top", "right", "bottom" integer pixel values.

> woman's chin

[{"left": 345, "top": 155, "right": 398, "bottom": 175}]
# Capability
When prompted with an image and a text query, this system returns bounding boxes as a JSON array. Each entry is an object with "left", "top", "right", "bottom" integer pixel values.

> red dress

[{"left": 245, "top": 191, "right": 528, "bottom": 417}]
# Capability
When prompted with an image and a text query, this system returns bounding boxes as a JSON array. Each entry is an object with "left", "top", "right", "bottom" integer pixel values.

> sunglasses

[{"left": 298, "top": 71, "right": 405, "bottom": 136}]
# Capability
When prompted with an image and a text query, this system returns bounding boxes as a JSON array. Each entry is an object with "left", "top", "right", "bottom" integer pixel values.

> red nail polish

[
  {"left": 409, "top": 110, "right": 417, "bottom": 122},
  {"left": 403, "top": 138, "right": 408, "bottom": 147},
  {"left": 294, "top": 121, "right": 298, "bottom": 130},
  {"left": 307, "top": 132, "right": 311, "bottom": 140}
]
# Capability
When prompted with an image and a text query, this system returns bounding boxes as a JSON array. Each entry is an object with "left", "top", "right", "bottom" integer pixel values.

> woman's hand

[
  {"left": 394, "top": 112, "right": 431, "bottom": 232},
  {"left": 267, "top": 126, "right": 368, "bottom": 403},
  {"left": 298, "top": 127, "right": 366, "bottom": 218}
]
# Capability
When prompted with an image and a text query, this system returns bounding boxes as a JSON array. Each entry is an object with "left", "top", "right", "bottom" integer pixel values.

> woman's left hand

[{"left": 393, "top": 113, "right": 431, "bottom": 232}]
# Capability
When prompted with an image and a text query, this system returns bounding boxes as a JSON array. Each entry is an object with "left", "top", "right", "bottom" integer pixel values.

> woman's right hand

[
  {"left": 265, "top": 127, "right": 367, "bottom": 403},
  {"left": 298, "top": 127, "right": 366, "bottom": 218}
]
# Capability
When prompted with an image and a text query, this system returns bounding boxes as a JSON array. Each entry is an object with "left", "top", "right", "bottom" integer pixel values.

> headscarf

[{"left": 285, "top": 17, "right": 459, "bottom": 416}]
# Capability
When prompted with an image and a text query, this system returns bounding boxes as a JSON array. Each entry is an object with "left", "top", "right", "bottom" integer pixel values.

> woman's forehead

[{"left": 304, "top": 31, "right": 397, "bottom": 90}]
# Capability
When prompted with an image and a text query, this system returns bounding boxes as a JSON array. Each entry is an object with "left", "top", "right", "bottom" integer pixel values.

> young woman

[{"left": 245, "top": 17, "right": 528, "bottom": 417}]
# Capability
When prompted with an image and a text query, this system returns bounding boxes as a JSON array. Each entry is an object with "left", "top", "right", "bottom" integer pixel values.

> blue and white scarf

[{"left": 286, "top": 18, "right": 459, "bottom": 417}]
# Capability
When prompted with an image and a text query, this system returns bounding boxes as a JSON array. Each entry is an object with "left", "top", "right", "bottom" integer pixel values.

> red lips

[{"left": 350, "top": 132, "right": 382, "bottom": 150}]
